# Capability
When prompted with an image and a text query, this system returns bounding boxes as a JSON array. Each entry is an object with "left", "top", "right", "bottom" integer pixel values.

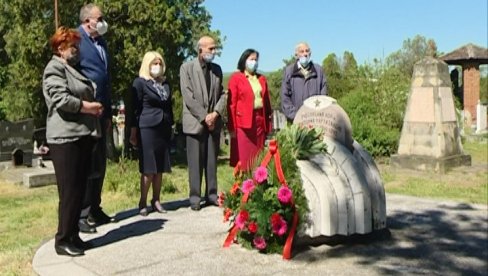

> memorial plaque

[{"left": 294, "top": 96, "right": 353, "bottom": 151}]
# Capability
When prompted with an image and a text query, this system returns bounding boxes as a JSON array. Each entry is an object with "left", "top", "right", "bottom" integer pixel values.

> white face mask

[
  {"left": 202, "top": 53, "right": 214, "bottom": 63},
  {"left": 150, "top": 65, "right": 161, "bottom": 76},
  {"left": 246, "top": 60, "right": 258, "bottom": 73},
  {"left": 95, "top": 20, "right": 108, "bottom": 35}
]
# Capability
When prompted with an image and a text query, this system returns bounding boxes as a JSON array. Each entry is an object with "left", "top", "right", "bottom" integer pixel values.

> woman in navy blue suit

[{"left": 129, "top": 51, "right": 173, "bottom": 216}]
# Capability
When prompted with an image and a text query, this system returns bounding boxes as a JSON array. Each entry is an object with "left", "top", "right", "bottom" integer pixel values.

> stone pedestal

[
  {"left": 294, "top": 96, "right": 386, "bottom": 237},
  {"left": 391, "top": 57, "right": 471, "bottom": 172}
]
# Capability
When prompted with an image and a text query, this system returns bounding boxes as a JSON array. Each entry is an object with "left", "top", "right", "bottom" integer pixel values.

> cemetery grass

[
  {"left": 380, "top": 140, "right": 488, "bottom": 204},
  {"left": 0, "top": 142, "right": 486, "bottom": 275}
]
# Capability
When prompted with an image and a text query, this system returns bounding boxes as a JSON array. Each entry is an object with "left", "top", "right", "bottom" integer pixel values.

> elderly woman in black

[{"left": 43, "top": 26, "right": 103, "bottom": 256}]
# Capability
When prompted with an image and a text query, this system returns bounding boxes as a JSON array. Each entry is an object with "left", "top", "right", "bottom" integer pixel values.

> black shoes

[
  {"left": 206, "top": 199, "right": 219, "bottom": 207},
  {"left": 79, "top": 219, "right": 97, "bottom": 233},
  {"left": 55, "top": 243, "right": 84, "bottom": 256},
  {"left": 190, "top": 204, "right": 201, "bottom": 211},
  {"left": 87, "top": 209, "right": 114, "bottom": 225},
  {"left": 71, "top": 236, "right": 92, "bottom": 250}
]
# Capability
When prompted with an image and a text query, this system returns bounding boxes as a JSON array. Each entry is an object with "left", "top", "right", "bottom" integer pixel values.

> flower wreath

[{"left": 220, "top": 125, "right": 327, "bottom": 259}]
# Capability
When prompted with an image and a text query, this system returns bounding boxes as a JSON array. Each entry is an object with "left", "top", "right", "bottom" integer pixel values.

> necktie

[{"left": 204, "top": 63, "right": 211, "bottom": 94}]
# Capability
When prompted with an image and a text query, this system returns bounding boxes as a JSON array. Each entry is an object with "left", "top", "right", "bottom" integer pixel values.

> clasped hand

[{"left": 205, "top": 111, "right": 219, "bottom": 131}]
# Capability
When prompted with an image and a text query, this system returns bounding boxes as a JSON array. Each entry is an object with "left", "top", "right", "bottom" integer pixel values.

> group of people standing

[{"left": 42, "top": 3, "right": 327, "bottom": 257}]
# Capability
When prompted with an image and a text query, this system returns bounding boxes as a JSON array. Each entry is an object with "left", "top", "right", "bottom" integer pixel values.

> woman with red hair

[{"left": 43, "top": 26, "right": 103, "bottom": 256}]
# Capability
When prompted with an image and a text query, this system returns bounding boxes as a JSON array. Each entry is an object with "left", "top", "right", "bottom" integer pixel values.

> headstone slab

[{"left": 294, "top": 96, "right": 354, "bottom": 152}]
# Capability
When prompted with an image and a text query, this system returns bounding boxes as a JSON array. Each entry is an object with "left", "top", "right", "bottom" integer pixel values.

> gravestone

[
  {"left": 390, "top": 57, "right": 471, "bottom": 172},
  {"left": 0, "top": 119, "right": 34, "bottom": 166},
  {"left": 293, "top": 96, "right": 386, "bottom": 237},
  {"left": 476, "top": 101, "right": 487, "bottom": 134},
  {"left": 272, "top": 110, "right": 287, "bottom": 131}
]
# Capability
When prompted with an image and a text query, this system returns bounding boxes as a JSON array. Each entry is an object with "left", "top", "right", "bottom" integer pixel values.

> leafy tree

[
  {"left": 386, "top": 34, "right": 438, "bottom": 77},
  {"left": 0, "top": 0, "right": 220, "bottom": 127},
  {"left": 322, "top": 53, "right": 344, "bottom": 99},
  {"left": 341, "top": 51, "right": 359, "bottom": 98},
  {"left": 266, "top": 69, "right": 284, "bottom": 110},
  {"left": 266, "top": 56, "right": 295, "bottom": 111},
  {"left": 339, "top": 63, "right": 410, "bottom": 156}
]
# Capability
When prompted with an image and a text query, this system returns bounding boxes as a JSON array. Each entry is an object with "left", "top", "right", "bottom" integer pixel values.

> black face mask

[{"left": 67, "top": 53, "right": 80, "bottom": 66}]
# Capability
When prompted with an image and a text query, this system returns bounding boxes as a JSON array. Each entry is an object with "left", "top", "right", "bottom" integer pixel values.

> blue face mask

[
  {"left": 246, "top": 60, "right": 258, "bottom": 72},
  {"left": 299, "top": 56, "right": 311, "bottom": 67}
]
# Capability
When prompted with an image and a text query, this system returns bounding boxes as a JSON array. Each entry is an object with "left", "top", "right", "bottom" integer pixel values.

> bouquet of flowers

[{"left": 220, "top": 125, "right": 327, "bottom": 258}]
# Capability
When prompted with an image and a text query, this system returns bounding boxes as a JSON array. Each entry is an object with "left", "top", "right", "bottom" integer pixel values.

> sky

[{"left": 203, "top": 0, "right": 488, "bottom": 73}]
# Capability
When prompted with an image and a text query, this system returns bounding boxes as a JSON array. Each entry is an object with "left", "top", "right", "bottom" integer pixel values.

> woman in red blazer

[{"left": 227, "top": 49, "right": 272, "bottom": 170}]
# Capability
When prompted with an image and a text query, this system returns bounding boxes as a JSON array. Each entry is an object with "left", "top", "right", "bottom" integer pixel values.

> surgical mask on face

[
  {"left": 246, "top": 60, "right": 258, "bottom": 72},
  {"left": 95, "top": 20, "right": 108, "bottom": 35},
  {"left": 299, "top": 56, "right": 311, "bottom": 67},
  {"left": 150, "top": 65, "right": 161, "bottom": 76},
  {"left": 202, "top": 53, "right": 214, "bottom": 63},
  {"left": 67, "top": 53, "right": 80, "bottom": 66}
]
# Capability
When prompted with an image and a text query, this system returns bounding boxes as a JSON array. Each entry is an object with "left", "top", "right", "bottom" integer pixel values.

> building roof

[{"left": 439, "top": 43, "right": 488, "bottom": 65}]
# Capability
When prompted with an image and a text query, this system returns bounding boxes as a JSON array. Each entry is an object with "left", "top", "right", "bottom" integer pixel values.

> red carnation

[{"left": 248, "top": 221, "right": 258, "bottom": 234}]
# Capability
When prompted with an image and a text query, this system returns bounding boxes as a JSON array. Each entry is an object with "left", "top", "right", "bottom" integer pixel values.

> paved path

[{"left": 33, "top": 194, "right": 488, "bottom": 276}]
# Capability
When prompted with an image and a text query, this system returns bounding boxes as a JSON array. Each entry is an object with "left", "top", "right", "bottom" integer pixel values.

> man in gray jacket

[
  {"left": 180, "top": 36, "right": 226, "bottom": 211},
  {"left": 281, "top": 42, "right": 327, "bottom": 121}
]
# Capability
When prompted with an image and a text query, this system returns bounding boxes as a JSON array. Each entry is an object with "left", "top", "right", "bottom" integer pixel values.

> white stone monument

[
  {"left": 391, "top": 57, "right": 471, "bottom": 172},
  {"left": 476, "top": 101, "right": 487, "bottom": 134},
  {"left": 294, "top": 96, "right": 386, "bottom": 237}
]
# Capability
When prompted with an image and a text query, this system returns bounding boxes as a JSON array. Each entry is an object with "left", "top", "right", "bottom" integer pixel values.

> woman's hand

[{"left": 81, "top": 101, "right": 103, "bottom": 117}]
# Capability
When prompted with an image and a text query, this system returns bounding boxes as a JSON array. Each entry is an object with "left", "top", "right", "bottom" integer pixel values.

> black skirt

[{"left": 138, "top": 121, "right": 171, "bottom": 174}]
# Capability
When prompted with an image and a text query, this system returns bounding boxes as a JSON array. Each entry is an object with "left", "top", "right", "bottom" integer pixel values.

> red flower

[
  {"left": 248, "top": 221, "right": 258, "bottom": 234},
  {"left": 241, "top": 179, "right": 255, "bottom": 194},
  {"left": 277, "top": 186, "right": 292, "bottom": 204},
  {"left": 223, "top": 208, "right": 232, "bottom": 222},
  {"left": 235, "top": 210, "right": 249, "bottom": 230},
  {"left": 270, "top": 213, "right": 281, "bottom": 225},
  {"left": 270, "top": 213, "right": 288, "bottom": 236},
  {"left": 253, "top": 236, "right": 267, "bottom": 250},
  {"left": 230, "top": 182, "right": 240, "bottom": 195},
  {"left": 253, "top": 166, "right": 268, "bottom": 184},
  {"left": 233, "top": 161, "right": 242, "bottom": 177}
]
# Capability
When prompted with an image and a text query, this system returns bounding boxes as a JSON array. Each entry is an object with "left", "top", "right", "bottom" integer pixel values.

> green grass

[
  {"left": 0, "top": 141, "right": 486, "bottom": 275},
  {"left": 381, "top": 140, "right": 487, "bottom": 204}
]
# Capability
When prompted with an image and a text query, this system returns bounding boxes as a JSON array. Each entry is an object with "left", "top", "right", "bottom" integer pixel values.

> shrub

[{"left": 339, "top": 66, "right": 409, "bottom": 157}]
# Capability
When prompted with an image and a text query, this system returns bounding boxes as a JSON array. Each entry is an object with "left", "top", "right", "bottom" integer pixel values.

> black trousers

[
  {"left": 186, "top": 129, "right": 220, "bottom": 205},
  {"left": 81, "top": 119, "right": 107, "bottom": 217},
  {"left": 50, "top": 136, "right": 94, "bottom": 245}
]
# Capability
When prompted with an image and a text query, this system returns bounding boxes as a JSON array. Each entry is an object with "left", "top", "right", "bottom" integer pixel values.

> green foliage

[
  {"left": 222, "top": 125, "right": 326, "bottom": 254},
  {"left": 386, "top": 34, "right": 438, "bottom": 77},
  {"left": 265, "top": 69, "right": 284, "bottom": 110},
  {"left": 339, "top": 64, "right": 410, "bottom": 156},
  {"left": 275, "top": 124, "right": 327, "bottom": 159},
  {"left": 322, "top": 53, "right": 344, "bottom": 99},
  {"left": 0, "top": 0, "right": 220, "bottom": 126},
  {"left": 480, "top": 68, "right": 487, "bottom": 104}
]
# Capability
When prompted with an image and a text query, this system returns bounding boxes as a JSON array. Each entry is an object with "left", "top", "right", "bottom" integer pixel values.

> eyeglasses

[{"left": 89, "top": 16, "right": 103, "bottom": 22}]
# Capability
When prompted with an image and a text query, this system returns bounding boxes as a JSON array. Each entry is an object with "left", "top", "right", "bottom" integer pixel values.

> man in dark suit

[
  {"left": 179, "top": 36, "right": 226, "bottom": 211},
  {"left": 77, "top": 3, "right": 113, "bottom": 232}
]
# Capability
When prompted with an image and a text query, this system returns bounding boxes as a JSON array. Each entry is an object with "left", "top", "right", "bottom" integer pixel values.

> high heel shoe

[
  {"left": 139, "top": 202, "right": 148, "bottom": 216},
  {"left": 151, "top": 199, "right": 167, "bottom": 213}
]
